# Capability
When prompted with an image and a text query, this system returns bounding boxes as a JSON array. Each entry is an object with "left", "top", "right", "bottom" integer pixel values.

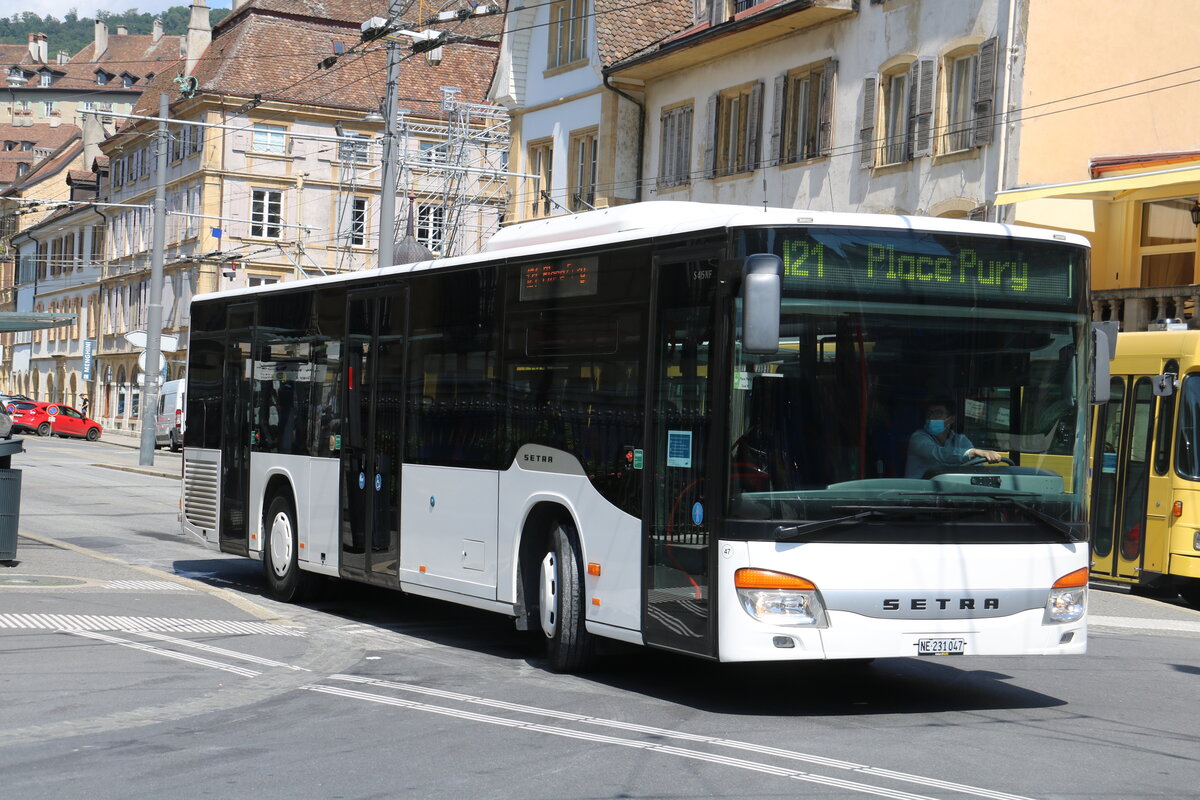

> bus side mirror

[
  {"left": 742, "top": 253, "right": 782, "bottom": 354},
  {"left": 1152, "top": 373, "right": 1176, "bottom": 397},
  {"left": 1091, "top": 321, "right": 1118, "bottom": 405}
]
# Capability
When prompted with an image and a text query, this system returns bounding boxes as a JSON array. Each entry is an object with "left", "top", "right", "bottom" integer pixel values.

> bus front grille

[{"left": 183, "top": 456, "right": 219, "bottom": 530}]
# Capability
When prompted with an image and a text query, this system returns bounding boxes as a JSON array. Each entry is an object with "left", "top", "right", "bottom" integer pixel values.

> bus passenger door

[
  {"left": 219, "top": 302, "right": 254, "bottom": 556},
  {"left": 643, "top": 257, "right": 721, "bottom": 658},
  {"left": 340, "top": 289, "right": 406, "bottom": 585},
  {"left": 1091, "top": 377, "right": 1154, "bottom": 580}
]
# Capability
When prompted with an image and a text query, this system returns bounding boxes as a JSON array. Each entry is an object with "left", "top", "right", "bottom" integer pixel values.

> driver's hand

[{"left": 971, "top": 449, "right": 1002, "bottom": 462}]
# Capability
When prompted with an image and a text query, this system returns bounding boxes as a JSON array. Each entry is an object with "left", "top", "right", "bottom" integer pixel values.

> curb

[
  {"left": 17, "top": 531, "right": 298, "bottom": 628},
  {"left": 91, "top": 462, "right": 181, "bottom": 480}
]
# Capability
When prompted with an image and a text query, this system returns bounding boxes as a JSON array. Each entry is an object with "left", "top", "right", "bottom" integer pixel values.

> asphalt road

[{"left": 1, "top": 435, "right": 1198, "bottom": 800}]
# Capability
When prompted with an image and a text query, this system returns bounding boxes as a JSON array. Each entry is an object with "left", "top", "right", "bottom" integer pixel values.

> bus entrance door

[
  {"left": 340, "top": 290, "right": 407, "bottom": 586},
  {"left": 1091, "top": 376, "right": 1155, "bottom": 580},
  {"left": 219, "top": 303, "right": 254, "bottom": 556}
]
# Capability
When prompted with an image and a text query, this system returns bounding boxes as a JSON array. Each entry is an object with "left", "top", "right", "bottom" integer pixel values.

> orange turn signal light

[
  {"left": 734, "top": 568, "right": 816, "bottom": 590},
  {"left": 1053, "top": 567, "right": 1089, "bottom": 589},
  {"left": 1173, "top": 500, "right": 1183, "bottom": 517},
  {"left": 587, "top": 563, "right": 601, "bottom": 576}
]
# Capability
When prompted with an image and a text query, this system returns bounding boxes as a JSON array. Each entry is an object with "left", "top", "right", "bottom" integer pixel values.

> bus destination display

[
  {"left": 752, "top": 228, "right": 1078, "bottom": 306},
  {"left": 520, "top": 256, "right": 598, "bottom": 301}
]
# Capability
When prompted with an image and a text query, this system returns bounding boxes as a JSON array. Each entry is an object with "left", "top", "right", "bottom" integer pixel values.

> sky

[{"left": 23, "top": 1, "right": 233, "bottom": 21}]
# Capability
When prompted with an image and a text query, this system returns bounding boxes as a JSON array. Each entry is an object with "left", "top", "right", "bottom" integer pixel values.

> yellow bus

[{"left": 1092, "top": 328, "right": 1200, "bottom": 606}]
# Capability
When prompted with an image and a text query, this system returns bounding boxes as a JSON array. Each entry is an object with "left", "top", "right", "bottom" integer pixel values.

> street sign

[
  {"left": 137, "top": 350, "right": 163, "bottom": 375},
  {"left": 124, "top": 330, "right": 180, "bottom": 352},
  {"left": 81, "top": 339, "right": 95, "bottom": 381}
]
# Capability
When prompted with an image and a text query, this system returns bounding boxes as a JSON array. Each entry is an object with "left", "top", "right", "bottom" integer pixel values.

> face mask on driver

[{"left": 925, "top": 419, "right": 947, "bottom": 436}]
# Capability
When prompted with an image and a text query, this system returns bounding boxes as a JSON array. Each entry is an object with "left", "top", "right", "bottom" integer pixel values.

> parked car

[
  {"left": 7, "top": 401, "right": 52, "bottom": 436},
  {"left": 47, "top": 403, "right": 103, "bottom": 441},
  {"left": 155, "top": 379, "right": 186, "bottom": 451},
  {"left": 0, "top": 405, "right": 11, "bottom": 439}
]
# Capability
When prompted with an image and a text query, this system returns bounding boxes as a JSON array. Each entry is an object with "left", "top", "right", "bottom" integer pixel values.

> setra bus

[
  {"left": 181, "top": 201, "right": 1098, "bottom": 670},
  {"left": 1091, "top": 327, "right": 1200, "bottom": 606}
]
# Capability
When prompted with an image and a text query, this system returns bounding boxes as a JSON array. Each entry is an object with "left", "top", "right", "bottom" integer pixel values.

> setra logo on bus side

[
  {"left": 523, "top": 453, "right": 554, "bottom": 463},
  {"left": 883, "top": 597, "right": 1000, "bottom": 611}
]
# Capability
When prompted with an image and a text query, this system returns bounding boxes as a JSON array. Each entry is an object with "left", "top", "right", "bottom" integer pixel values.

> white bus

[{"left": 182, "top": 201, "right": 1096, "bottom": 671}]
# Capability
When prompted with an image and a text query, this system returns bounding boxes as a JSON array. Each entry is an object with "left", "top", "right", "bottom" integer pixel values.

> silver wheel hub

[
  {"left": 539, "top": 550, "right": 558, "bottom": 638},
  {"left": 269, "top": 512, "right": 293, "bottom": 578}
]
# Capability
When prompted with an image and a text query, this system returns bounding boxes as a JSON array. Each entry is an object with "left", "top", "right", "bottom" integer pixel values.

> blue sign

[
  {"left": 691, "top": 502, "right": 704, "bottom": 525},
  {"left": 211, "top": 227, "right": 223, "bottom": 239},
  {"left": 81, "top": 339, "right": 95, "bottom": 381},
  {"left": 374, "top": 474, "right": 382, "bottom": 491},
  {"left": 666, "top": 430, "right": 693, "bottom": 468},
  {"left": 358, "top": 472, "right": 366, "bottom": 490}
]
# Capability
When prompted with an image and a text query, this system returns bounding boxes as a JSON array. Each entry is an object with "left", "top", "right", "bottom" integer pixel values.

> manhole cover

[{"left": 0, "top": 575, "right": 87, "bottom": 587}]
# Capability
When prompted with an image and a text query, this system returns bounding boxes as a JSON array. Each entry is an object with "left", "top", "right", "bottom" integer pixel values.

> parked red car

[{"left": 6, "top": 401, "right": 103, "bottom": 441}]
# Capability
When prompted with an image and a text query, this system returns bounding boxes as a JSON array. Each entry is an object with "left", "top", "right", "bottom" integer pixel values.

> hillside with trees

[{"left": 0, "top": 8, "right": 232, "bottom": 58}]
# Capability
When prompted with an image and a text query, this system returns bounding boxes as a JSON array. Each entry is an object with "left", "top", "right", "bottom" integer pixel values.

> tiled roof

[
  {"left": 133, "top": 10, "right": 499, "bottom": 119},
  {"left": 593, "top": 0, "right": 693, "bottom": 66},
  {"left": 216, "top": 0, "right": 503, "bottom": 40},
  {"left": 0, "top": 43, "right": 29, "bottom": 66},
  {"left": 1, "top": 138, "right": 82, "bottom": 192},
  {"left": 0, "top": 123, "right": 82, "bottom": 152},
  {"left": 55, "top": 33, "right": 184, "bottom": 92},
  {"left": 68, "top": 169, "right": 96, "bottom": 183}
]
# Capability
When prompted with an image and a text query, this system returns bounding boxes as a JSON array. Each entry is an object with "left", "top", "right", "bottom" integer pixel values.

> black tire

[
  {"left": 263, "top": 493, "right": 315, "bottom": 603},
  {"left": 539, "top": 522, "right": 595, "bottom": 672},
  {"left": 1178, "top": 578, "right": 1200, "bottom": 609},
  {"left": 169, "top": 431, "right": 181, "bottom": 452},
  {"left": 85, "top": 427, "right": 100, "bottom": 441},
  {"left": 37, "top": 422, "right": 51, "bottom": 437}
]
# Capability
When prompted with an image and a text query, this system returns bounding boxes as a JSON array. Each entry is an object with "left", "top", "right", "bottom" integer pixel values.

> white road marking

[
  {"left": 301, "top": 683, "right": 942, "bottom": 800},
  {"left": 324, "top": 674, "right": 1034, "bottom": 800},
  {"left": 62, "top": 630, "right": 261, "bottom": 677},
  {"left": 134, "top": 630, "right": 309, "bottom": 671},
  {"left": 102, "top": 580, "right": 194, "bottom": 592},
  {"left": 1089, "top": 615, "right": 1200, "bottom": 634},
  {"left": 0, "top": 612, "right": 303, "bottom": 636}
]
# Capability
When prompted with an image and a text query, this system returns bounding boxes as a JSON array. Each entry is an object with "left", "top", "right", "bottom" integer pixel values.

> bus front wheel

[
  {"left": 1177, "top": 578, "right": 1200, "bottom": 609},
  {"left": 539, "top": 523, "right": 594, "bottom": 672},
  {"left": 263, "top": 493, "right": 315, "bottom": 603}
]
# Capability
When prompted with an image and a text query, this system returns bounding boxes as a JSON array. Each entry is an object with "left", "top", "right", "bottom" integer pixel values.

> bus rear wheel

[
  {"left": 539, "top": 522, "right": 594, "bottom": 673},
  {"left": 263, "top": 493, "right": 315, "bottom": 603}
]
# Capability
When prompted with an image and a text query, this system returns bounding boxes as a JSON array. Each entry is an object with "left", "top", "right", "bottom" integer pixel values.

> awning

[
  {"left": 995, "top": 164, "right": 1200, "bottom": 206},
  {"left": 0, "top": 312, "right": 77, "bottom": 333}
]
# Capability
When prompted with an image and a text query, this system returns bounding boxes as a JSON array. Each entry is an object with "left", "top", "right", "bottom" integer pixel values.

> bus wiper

[
  {"left": 774, "top": 505, "right": 968, "bottom": 541},
  {"left": 903, "top": 491, "right": 1083, "bottom": 542}
]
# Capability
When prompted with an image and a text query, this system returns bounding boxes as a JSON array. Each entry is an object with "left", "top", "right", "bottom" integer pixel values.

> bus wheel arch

[{"left": 262, "top": 477, "right": 315, "bottom": 603}]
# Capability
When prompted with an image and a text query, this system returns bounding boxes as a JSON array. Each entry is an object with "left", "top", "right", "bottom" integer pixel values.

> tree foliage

[{"left": 0, "top": 7, "right": 232, "bottom": 60}]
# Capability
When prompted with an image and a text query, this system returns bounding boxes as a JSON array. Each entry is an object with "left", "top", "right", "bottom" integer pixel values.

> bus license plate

[{"left": 917, "top": 638, "right": 966, "bottom": 656}]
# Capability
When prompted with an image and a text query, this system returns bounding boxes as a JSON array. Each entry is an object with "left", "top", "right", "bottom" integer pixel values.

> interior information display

[{"left": 519, "top": 256, "right": 598, "bottom": 301}]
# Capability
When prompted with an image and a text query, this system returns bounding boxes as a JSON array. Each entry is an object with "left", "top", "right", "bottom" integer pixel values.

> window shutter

[
  {"left": 859, "top": 74, "right": 878, "bottom": 169},
  {"left": 818, "top": 60, "right": 837, "bottom": 156},
  {"left": 746, "top": 81, "right": 764, "bottom": 172},
  {"left": 710, "top": 0, "right": 726, "bottom": 26},
  {"left": 972, "top": 37, "right": 999, "bottom": 147},
  {"left": 910, "top": 57, "right": 935, "bottom": 158},
  {"left": 658, "top": 109, "right": 671, "bottom": 188},
  {"left": 704, "top": 92, "right": 718, "bottom": 177},
  {"left": 694, "top": 0, "right": 707, "bottom": 26},
  {"left": 771, "top": 73, "right": 787, "bottom": 166},
  {"left": 967, "top": 203, "right": 988, "bottom": 221},
  {"left": 678, "top": 104, "right": 693, "bottom": 184}
]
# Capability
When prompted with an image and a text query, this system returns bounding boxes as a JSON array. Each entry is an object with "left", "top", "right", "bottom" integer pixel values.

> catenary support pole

[
  {"left": 376, "top": 3, "right": 402, "bottom": 267},
  {"left": 138, "top": 92, "right": 169, "bottom": 465}
]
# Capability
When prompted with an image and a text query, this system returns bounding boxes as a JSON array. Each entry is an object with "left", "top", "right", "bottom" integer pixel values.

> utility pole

[
  {"left": 138, "top": 92, "right": 168, "bottom": 465},
  {"left": 376, "top": 1, "right": 403, "bottom": 266}
]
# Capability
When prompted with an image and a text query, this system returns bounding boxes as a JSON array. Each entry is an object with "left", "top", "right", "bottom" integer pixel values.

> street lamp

[{"left": 1190, "top": 199, "right": 1200, "bottom": 227}]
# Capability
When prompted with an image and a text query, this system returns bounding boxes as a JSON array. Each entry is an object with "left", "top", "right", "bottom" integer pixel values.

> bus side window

[{"left": 1153, "top": 360, "right": 1179, "bottom": 475}]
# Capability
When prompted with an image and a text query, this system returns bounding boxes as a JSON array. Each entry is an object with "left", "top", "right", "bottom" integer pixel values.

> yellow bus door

[{"left": 1091, "top": 377, "right": 1155, "bottom": 581}]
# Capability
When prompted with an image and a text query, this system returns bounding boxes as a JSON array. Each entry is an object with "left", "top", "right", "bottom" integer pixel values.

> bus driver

[{"left": 905, "top": 398, "right": 1002, "bottom": 479}]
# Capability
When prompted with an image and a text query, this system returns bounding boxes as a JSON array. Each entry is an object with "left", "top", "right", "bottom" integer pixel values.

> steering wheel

[{"left": 965, "top": 456, "right": 1015, "bottom": 467}]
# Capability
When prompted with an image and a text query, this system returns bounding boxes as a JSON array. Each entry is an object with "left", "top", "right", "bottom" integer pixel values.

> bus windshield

[{"left": 727, "top": 299, "right": 1089, "bottom": 543}]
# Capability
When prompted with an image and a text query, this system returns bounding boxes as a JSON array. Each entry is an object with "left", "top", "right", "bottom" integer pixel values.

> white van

[{"left": 155, "top": 379, "right": 186, "bottom": 451}]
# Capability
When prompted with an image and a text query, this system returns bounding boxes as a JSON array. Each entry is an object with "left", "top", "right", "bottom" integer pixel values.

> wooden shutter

[
  {"left": 679, "top": 104, "right": 693, "bottom": 184},
  {"left": 818, "top": 59, "right": 837, "bottom": 156},
  {"left": 703, "top": 92, "right": 718, "bottom": 177},
  {"left": 972, "top": 37, "right": 999, "bottom": 147},
  {"left": 710, "top": 0, "right": 726, "bottom": 26},
  {"left": 746, "top": 81, "right": 764, "bottom": 172},
  {"left": 771, "top": 73, "right": 787, "bottom": 166},
  {"left": 910, "top": 57, "right": 935, "bottom": 158},
  {"left": 658, "top": 108, "right": 671, "bottom": 188},
  {"left": 967, "top": 204, "right": 988, "bottom": 221},
  {"left": 859, "top": 74, "right": 877, "bottom": 169}
]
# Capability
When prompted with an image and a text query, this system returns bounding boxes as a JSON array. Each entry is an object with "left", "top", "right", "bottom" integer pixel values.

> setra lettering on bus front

[
  {"left": 883, "top": 597, "right": 1001, "bottom": 610},
  {"left": 865, "top": 244, "right": 1030, "bottom": 292}
]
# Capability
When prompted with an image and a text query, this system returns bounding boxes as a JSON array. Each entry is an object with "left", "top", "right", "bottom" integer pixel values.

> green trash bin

[{"left": 0, "top": 438, "right": 24, "bottom": 562}]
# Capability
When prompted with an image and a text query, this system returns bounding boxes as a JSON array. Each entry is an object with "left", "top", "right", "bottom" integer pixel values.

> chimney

[
  {"left": 186, "top": 0, "right": 212, "bottom": 76},
  {"left": 82, "top": 112, "right": 107, "bottom": 167},
  {"left": 48, "top": 109, "right": 61, "bottom": 128},
  {"left": 27, "top": 33, "right": 48, "bottom": 64},
  {"left": 57, "top": 50, "right": 69, "bottom": 65},
  {"left": 153, "top": 18, "right": 163, "bottom": 43},
  {"left": 115, "top": 25, "right": 128, "bottom": 36},
  {"left": 94, "top": 20, "right": 108, "bottom": 61},
  {"left": 232, "top": 0, "right": 249, "bottom": 9}
]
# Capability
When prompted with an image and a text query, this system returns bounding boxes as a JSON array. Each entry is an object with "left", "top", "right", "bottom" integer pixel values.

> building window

[
  {"left": 711, "top": 82, "right": 763, "bottom": 177},
  {"left": 881, "top": 68, "right": 909, "bottom": 165},
  {"left": 96, "top": 71, "right": 109, "bottom": 85},
  {"left": 339, "top": 132, "right": 371, "bottom": 163},
  {"left": 547, "top": 0, "right": 588, "bottom": 69},
  {"left": 527, "top": 138, "right": 553, "bottom": 218},
  {"left": 42, "top": 101, "right": 55, "bottom": 117},
  {"left": 568, "top": 128, "right": 597, "bottom": 211},
  {"left": 778, "top": 61, "right": 835, "bottom": 164},
  {"left": 942, "top": 39, "right": 998, "bottom": 153},
  {"left": 1138, "top": 198, "right": 1199, "bottom": 288},
  {"left": 252, "top": 124, "right": 286, "bottom": 155},
  {"left": 39, "top": 72, "right": 51, "bottom": 87},
  {"left": 350, "top": 197, "right": 368, "bottom": 246},
  {"left": 247, "top": 276, "right": 280, "bottom": 287},
  {"left": 250, "top": 188, "right": 283, "bottom": 238},
  {"left": 417, "top": 203, "right": 445, "bottom": 253},
  {"left": 658, "top": 102, "right": 693, "bottom": 189},
  {"left": 418, "top": 140, "right": 448, "bottom": 164},
  {"left": 122, "top": 74, "right": 134, "bottom": 89}
]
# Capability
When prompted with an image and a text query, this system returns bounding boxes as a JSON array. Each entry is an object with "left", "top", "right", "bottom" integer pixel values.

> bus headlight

[
  {"left": 734, "top": 568, "right": 828, "bottom": 627},
  {"left": 1045, "top": 567, "right": 1088, "bottom": 624}
]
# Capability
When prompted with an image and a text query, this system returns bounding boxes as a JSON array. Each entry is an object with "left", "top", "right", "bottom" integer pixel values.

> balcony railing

[{"left": 1092, "top": 285, "right": 1200, "bottom": 331}]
